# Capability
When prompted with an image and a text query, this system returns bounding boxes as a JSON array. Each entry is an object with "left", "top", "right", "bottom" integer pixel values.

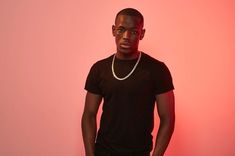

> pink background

[{"left": 1, "top": 0, "right": 235, "bottom": 156}]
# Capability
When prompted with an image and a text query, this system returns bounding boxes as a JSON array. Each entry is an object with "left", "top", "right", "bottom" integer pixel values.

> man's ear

[
  {"left": 140, "top": 29, "right": 145, "bottom": 40},
  {"left": 112, "top": 25, "right": 116, "bottom": 36}
]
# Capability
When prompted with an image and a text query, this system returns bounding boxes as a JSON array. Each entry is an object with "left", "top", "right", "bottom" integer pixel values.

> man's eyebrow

[
  {"left": 116, "top": 26, "right": 125, "bottom": 29},
  {"left": 117, "top": 26, "right": 138, "bottom": 29}
]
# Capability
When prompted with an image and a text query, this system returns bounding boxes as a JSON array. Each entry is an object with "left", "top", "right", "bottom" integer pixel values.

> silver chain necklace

[{"left": 112, "top": 52, "right": 141, "bottom": 80}]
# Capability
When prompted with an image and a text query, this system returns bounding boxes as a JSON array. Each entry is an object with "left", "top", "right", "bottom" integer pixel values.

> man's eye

[
  {"left": 131, "top": 30, "right": 138, "bottom": 35},
  {"left": 116, "top": 29, "right": 125, "bottom": 34}
]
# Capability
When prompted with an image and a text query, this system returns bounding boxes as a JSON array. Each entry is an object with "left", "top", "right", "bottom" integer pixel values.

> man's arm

[
  {"left": 152, "top": 90, "right": 175, "bottom": 156},
  {"left": 81, "top": 92, "right": 102, "bottom": 156}
]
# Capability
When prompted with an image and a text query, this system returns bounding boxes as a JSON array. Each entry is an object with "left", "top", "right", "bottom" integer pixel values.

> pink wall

[{"left": 1, "top": 0, "right": 235, "bottom": 156}]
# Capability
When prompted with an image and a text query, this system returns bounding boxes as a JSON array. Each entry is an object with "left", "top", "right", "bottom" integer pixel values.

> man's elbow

[
  {"left": 82, "top": 111, "right": 96, "bottom": 124},
  {"left": 160, "top": 115, "right": 175, "bottom": 131}
]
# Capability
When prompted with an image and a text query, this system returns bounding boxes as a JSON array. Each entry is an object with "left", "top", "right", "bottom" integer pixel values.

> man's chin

[{"left": 118, "top": 47, "right": 134, "bottom": 54}]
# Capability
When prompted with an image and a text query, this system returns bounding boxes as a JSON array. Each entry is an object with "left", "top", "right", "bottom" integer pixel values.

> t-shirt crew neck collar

[{"left": 114, "top": 52, "right": 143, "bottom": 62}]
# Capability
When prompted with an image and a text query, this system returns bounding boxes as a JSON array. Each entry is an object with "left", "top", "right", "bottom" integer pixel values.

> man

[{"left": 82, "top": 8, "right": 175, "bottom": 156}]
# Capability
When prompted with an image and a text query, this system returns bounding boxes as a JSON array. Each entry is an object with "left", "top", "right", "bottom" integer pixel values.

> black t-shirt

[{"left": 85, "top": 52, "right": 174, "bottom": 154}]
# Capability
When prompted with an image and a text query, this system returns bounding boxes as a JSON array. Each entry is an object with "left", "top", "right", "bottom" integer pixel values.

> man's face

[{"left": 112, "top": 15, "right": 145, "bottom": 55}]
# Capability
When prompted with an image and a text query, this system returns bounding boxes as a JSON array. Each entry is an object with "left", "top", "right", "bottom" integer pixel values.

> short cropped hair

[{"left": 115, "top": 8, "right": 144, "bottom": 27}]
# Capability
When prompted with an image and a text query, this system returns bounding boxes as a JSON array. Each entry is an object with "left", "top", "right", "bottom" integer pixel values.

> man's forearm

[
  {"left": 152, "top": 119, "right": 175, "bottom": 156},
  {"left": 81, "top": 113, "right": 97, "bottom": 156}
]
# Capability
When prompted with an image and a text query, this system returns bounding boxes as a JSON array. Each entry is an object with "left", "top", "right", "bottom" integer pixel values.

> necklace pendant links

[{"left": 111, "top": 52, "right": 142, "bottom": 81}]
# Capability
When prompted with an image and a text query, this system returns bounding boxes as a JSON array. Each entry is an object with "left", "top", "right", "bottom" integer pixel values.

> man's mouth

[{"left": 120, "top": 44, "right": 131, "bottom": 49}]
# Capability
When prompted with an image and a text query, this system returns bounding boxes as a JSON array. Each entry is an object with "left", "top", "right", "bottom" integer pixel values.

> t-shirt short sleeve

[
  {"left": 153, "top": 62, "right": 174, "bottom": 95},
  {"left": 84, "top": 63, "right": 102, "bottom": 95}
]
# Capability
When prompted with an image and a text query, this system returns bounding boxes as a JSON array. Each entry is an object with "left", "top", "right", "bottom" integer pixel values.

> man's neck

[{"left": 115, "top": 51, "right": 140, "bottom": 60}]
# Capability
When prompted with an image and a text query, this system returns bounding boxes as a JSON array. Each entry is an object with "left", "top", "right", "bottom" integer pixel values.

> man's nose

[{"left": 123, "top": 30, "right": 131, "bottom": 39}]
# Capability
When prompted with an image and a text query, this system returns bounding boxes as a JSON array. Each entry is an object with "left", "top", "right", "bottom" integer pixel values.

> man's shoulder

[
  {"left": 91, "top": 54, "right": 114, "bottom": 68},
  {"left": 142, "top": 52, "right": 163, "bottom": 65},
  {"left": 98, "top": 54, "right": 113, "bottom": 63}
]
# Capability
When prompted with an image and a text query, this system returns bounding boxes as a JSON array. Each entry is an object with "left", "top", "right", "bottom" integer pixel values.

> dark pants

[{"left": 95, "top": 143, "right": 150, "bottom": 156}]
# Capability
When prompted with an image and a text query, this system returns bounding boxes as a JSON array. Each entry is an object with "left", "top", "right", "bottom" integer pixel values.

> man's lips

[{"left": 120, "top": 43, "right": 131, "bottom": 48}]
